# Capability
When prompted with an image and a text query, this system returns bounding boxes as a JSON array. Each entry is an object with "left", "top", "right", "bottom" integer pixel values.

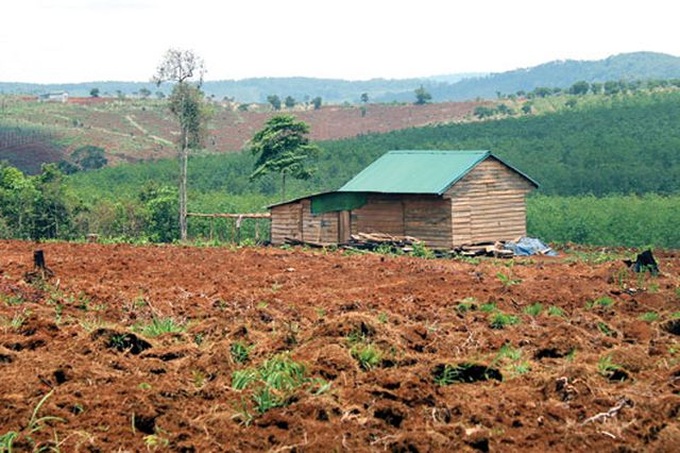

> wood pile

[
  {"left": 454, "top": 242, "right": 514, "bottom": 258},
  {"left": 284, "top": 232, "right": 519, "bottom": 258},
  {"left": 345, "top": 232, "right": 422, "bottom": 251}
]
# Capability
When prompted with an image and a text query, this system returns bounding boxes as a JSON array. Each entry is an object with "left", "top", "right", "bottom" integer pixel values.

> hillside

[
  {"left": 2, "top": 52, "right": 679, "bottom": 103},
  {"left": 0, "top": 97, "right": 485, "bottom": 172}
]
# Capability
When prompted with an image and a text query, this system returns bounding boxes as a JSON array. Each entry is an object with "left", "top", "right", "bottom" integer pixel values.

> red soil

[{"left": 0, "top": 240, "right": 678, "bottom": 451}]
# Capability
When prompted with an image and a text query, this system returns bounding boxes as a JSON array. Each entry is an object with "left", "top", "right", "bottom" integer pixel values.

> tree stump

[{"left": 25, "top": 249, "right": 54, "bottom": 282}]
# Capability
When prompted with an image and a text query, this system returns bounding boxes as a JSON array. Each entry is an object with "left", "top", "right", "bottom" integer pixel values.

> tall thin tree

[{"left": 153, "top": 49, "right": 208, "bottom": 241}]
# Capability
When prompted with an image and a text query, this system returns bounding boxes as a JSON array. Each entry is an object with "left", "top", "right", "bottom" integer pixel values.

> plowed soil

[{"left": 1, "top": 240, "right": 679, "bottom": 452}]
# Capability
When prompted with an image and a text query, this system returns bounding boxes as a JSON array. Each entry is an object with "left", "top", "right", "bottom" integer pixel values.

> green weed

[
  {"left": 587, "top": 296, "right": 615, "bottom": 310},
  {"left": 639, "top": 311, "right": 660, "bottom": 322},
  {"left": 456, "top": 297, "right": 477, "bottom": 314},
  {"left": 350, "top": 343, "right": 383, "bottom": 370},
  {"left": 597, "top": 355, "right": 624, "bottom": 380},
  {"left": 433, "top": 363, "right": 474, "bottom": 385},
  {"left": 231, "top": 369, "right": 258, "bottom": 390},
  {"left": 596, "top": 322, "right": 615, "bottom": 337},
  {"left": 230, "top": 353, "right": 317, "bottom": 424},
  {"left": 480, "top": 302, "right": 497, "bottom": 313},
  {"left": 143, "top": 427, "right": 169, "bottom": 450},
  {"left": 547, "top": 305, "right": 565, "bottom": 317},
  {"left": 492, "top": 345, "right": 531, "bottom": 378},
  {"left": 230, "top": 341, "right": 252, "bottom": 364},
  {"left": 490, "top": 312, "right": 521, "bottom": 329},
  {"left": 496, "top": 271, "right": 521, "bottom": 288},
  {"left": 411, "top": 242, "right": 435, "bottom": 259},
  {"left": 140, "top": 317, "right": 185, "bottom": 337},
  {"left": 0, "top": 311, "right": 28, "bottom": 331},
  {"left": 0, "top": 431, "right": 18, "bottom": 453},
  {"left": 0, "top": 294, "right": 26, "bottom": 306},
  {"left": 523, "top": 302, "right": 543, "bottom": 317}
]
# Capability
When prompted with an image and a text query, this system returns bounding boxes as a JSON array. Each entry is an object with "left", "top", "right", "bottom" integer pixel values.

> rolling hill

[{"left": 2, "top": 52, "right": 679, "bottom": 103}]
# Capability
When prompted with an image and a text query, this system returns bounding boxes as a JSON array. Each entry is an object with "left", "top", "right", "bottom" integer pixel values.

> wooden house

[{"left": 268, "top": 150, "right": 538, "bottom": 249}]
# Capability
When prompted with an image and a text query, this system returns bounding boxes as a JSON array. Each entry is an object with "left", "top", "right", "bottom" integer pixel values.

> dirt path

[{"left": 0, "top": 241, "right": 678, "bottom": 451}]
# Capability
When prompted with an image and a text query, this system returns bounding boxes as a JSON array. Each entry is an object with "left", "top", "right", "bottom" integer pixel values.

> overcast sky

[{"left": 2, "top": 0, "right": 678, "bottom": 84}]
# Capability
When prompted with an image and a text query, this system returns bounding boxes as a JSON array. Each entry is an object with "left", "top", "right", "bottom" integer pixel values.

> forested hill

[
  {"left": 2, "top": 52, "right": 679, "bottom": 103},
  {"left": 422, "top": 52, "right": 680, "bottom": 102},
  {"left": 69, "top": 90, "right": 680, "bottom": 201}
]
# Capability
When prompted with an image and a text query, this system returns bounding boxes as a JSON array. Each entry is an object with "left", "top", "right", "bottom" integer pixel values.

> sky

[{"left": 2, "top": 0, "right": 678, "bottom": 84}]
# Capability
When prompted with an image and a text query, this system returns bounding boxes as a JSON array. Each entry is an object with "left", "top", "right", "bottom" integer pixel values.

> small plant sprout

[
  {"left": 480, "top": 302, "right": 497, "bottom": 313},
  {"left": 230, "top": 353, "right": 314, "bottom": 422},
  {"left": 523, "top": 302, "right": 543, "bottom": 317},
  {"left": 191, "top": 369, "right": 207, "bottom": 389},
  {"left": 597, "top": 355, "right": 627, "bottom": 381},
  {"left": 350, "top": 343, "right": 383, "bottom": 370},
  {"left": 456, "top": 297, "right": 477, "bottom": 314},
  {"left": 0, "top": 431, "right": 18, "bottom": 452},
  {"left": 230, "top": 341, "right": 252, "bottom": 364},
  {"left": 377, "top": 312, "right": 388, "bottom": 324},
  {"left": 490, "top": 312, "right": 521, "bottom": 329},
  {"left": 411, "top": 241, "right": 435, "bottom": 259},
  {"left": 587, "top": 296, "right": 615, "bottom": 310},
  {"left": 141, "top": 317, "right": 185, "bottom": 337},
  {"left": 547, "top": 305, "right": 565, "bottom": 317},
  {"left": 496, "top": 271, "right": 521, "bottom": 289},
  {"left": 596, "top": 322, "right": 615, "bottom": 337},
  {"left": 639, "top": 311, "right": 660, "bottom": 322},
  {"left": 492, "top": 344, "right": 531, "bottom": 378}
]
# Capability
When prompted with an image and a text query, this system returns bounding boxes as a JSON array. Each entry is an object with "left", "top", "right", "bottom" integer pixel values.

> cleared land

[{"left": 0, "top": 240, "right": 679, "bottom": 451}]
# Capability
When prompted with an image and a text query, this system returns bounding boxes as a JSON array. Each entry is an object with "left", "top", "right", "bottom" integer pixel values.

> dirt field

[{"left": 0, "top": 240, "right": 679, "bottom": 452}]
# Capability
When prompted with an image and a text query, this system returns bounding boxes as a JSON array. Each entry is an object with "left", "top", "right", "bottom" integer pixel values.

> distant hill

[
  {"left": 2, "top": 52, "right": 680, "bottom": 103},
  {"left": 432, "top": 51, "right": 680, "bottom": 101}
]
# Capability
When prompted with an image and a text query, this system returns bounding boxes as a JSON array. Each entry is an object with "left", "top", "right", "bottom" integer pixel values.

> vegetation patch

[
  {"left": 231, "top": 352, "right": 329, "bottom": 425},
  {"left": 93, "top": 329, "right": 152, "bottom": 354},
  {"left": 432, "top": 363, "right": 502, "bottom": 385}
]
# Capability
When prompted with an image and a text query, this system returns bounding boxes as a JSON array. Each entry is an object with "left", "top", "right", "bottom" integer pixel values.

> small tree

[
  {"left": 71, "top": 145, "right": 108, "bottom": 170},
  {"left": 153, "top": 48, "right": 209, "bottom": 241},
  {"left": 414, "top": 85, "right": 432, "bottom": 105},
  {"left": 284, "top": 96, "right": 296, "bottom": 109},
  {"left": 569, "top": 81, "right": 590, "bottom": 95},
  {"left": 138, "top": 87, "right": 152, "bottom": 99},
  {"left": 311, "top": 96, "right": 322, "bottom": 110},
  {"left": 249, "top": 115, "right": 319, "bottom": 201},
  {"left": 90, "top": 88, "right": 100, "bottom": 98},
  {"left": 267, "top": 95, "right": 281, "bottom": 110}
]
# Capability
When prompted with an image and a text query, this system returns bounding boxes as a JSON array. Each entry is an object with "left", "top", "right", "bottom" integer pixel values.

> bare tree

[{"left": 153, "top": 49, "right": 208, "bottom": 241}]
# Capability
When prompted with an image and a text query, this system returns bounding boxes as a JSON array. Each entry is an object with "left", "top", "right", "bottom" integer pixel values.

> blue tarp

[{"left": 503, "top": 237, "right": 557, "bottom": 256}]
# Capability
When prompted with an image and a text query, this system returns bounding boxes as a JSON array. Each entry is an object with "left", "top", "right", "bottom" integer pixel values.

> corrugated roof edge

[{"left": 266, "top": 190, "right": 337, "bottom": 209}]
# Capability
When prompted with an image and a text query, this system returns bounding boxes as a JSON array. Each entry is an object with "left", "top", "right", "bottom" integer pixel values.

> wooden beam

[{"left": 187, "top": 212, "right": 271, "bottom": 219}]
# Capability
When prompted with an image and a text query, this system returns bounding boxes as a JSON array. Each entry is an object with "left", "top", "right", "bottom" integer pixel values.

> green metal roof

[{"left": 338, "top": 150, "right": 498, "bottom": 195}]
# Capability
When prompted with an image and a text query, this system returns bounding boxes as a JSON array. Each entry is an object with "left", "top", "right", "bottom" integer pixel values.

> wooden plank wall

[
  {"left": 350, "top": 195, "right": 405, "bottom": 236},
  {"left": 300, "top": 199, "right": 339, "bottom": 244},
  {"left": 447, "top": 157, "right": 535, "bottom": 245},
  {"left": 351, "top": 194, "right": 452, "bottom": 249},
  {"left": 403, "top": 195, "right": 452, "bottom": 249},
  {"left": 270, "top": 200, "right": 340, "bottom": 245},
  {"left": 270, "top": 202, "right": 302, "bottom": 245}
]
